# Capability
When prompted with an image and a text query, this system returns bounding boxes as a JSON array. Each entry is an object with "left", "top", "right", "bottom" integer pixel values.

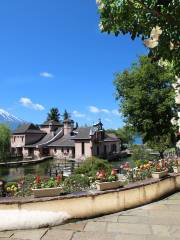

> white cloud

[
  {"left": 105, "top": 118, "right": 112, "bottom": 122},
  {"left": 112, "top": 109, "right": 121, "bottom": 116},
  {"left": 88, "top": 106, "right": 121, "bottom": 116},
  {"left": 73, "top": 110, "right": 86, "bottom": 118},
  {"left": 40, "top": 72, "right": 54, "bottom": 78},
  {"left": 89, "top": 106, "right": 100, "bottom": 113},
  {"left": 101, "top": 109, "right": 110, "bottom": 113},
  {"left": 19, "top": 97, "right": 45, "bottom": 111},
  {"left": 89, "top": 106, "right": 110, "bottom": 114}
]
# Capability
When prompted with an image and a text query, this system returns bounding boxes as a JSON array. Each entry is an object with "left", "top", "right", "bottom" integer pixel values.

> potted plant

[
  {"left": 172, "top": 159, "right": 180, "bottom": 173},
  {"left": 95, "top": 169, "right": 124, "bottom": 191},
  {"left": 32, "top": 176, "right": 64, "bottom": 198},
  {"left": 151, "top": 164, "right": 168, "bottom": 179}
]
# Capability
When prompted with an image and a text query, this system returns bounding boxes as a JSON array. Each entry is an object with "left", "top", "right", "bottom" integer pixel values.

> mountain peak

[{"left": 0, "top": 108, "right": 24, "bottom": 129}]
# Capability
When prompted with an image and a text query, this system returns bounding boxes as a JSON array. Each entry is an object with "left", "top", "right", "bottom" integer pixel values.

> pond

[{"left": 0, "top": 157, "right": 134, "bottom": 182}]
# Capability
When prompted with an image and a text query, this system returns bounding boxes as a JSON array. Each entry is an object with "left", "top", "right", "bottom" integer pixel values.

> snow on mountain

[{"left": 0, "top": 109, "right": 25, "bottom": 130}]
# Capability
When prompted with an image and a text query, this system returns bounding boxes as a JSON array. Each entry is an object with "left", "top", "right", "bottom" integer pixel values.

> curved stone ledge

[{"left": 0, "top": 174, "right": 180, "bottom": 220}]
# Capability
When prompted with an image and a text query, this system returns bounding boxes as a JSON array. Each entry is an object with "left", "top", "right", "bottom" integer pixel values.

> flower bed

[
  {"left": 151, "top": 170, "right": 168, "bottom": 179},
  {"left": 32, "top": 187, "right": 63, "bottom": 198},
  {"left": 2, "top": 157, "right": 180, "bottom": 198},
  {"left": 32, "top": 176, "right": 64, "bottom": 198},
  {"left": 172, "top": 159, "right": 180, "bottom": 173},
  {"left": 173, "top": 166, "right": 180, "bottom": 173},
  {"left": 95, "top": 169, "right": 124, "bottom": 191},
  {"left": 96, "top": 180, "right": 123, "bottom": 191}
]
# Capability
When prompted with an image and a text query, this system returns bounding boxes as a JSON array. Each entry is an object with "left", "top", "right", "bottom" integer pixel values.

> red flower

[
  {"left": 36, "top": 176, "right": 41, "bottom": 184},
  {"left": 56, "top": 175, "right": 62, "bottom": 182},
  {"left": 161, "top": 159, "right": 165, "bottom": 168}
]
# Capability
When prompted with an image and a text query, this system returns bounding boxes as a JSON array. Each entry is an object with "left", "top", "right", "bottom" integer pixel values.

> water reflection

[
  {"left": 0, "top": 158, "right": 55, "bottom": 182},
  {"left": 0, "top": 157, "right": 133, "bottom": 182}
]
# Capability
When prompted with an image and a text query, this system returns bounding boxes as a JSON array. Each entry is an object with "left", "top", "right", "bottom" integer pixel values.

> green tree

[
  {"left": 97, "top": 0, "right": 180, "bottom": 75},
  {"left": 0, "top": 124, "right": 11, "bottom": 161},
  {"left": 47, "top": 108, "right": 60, "bottom": 122},
  {"left": 114, "top": 56, "right": 176, "bottom": 157},
  {"left": 107, "top": 125, "right": 135, "bottom": 145},
  {"left": 63, "top": 109, "right": 69, "bottom": 120}
]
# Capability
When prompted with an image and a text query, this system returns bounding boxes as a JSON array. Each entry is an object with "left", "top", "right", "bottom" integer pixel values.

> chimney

[{"left": 64, "top": 118, "right": 73, "bottom": 135}]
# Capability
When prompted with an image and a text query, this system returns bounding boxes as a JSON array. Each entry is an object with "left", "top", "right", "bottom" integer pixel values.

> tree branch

[{"left": 127, "top": 0, "right": 180, "bottom": 26}]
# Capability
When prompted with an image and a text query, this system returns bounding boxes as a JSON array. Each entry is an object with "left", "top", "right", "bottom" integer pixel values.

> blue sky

[{"left": 0, "top": 0, "right": 147, "bottom": 129}]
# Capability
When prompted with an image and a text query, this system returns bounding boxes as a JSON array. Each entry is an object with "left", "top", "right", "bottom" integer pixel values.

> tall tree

[
  {"left": 0, "top": 124, "right": 11, "bottom": 161},
  {"left": 47, "top": 108, "right": 60, "bottom": 122},
  {"left": 114, "top": 56, "right": 176, "bottom": 157},
  {"left": 107, "top": 125, "right": 135, "bottom": 145},
  {"left": 97, "top": 0, "right": 180, "bottom": 75},
  {"left": 63, "top": 109, "right": 69, "bottom": 120}
]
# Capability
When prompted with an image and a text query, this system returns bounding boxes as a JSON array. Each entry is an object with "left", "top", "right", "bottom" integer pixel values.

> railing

[{"left": 47, "top": 160, "right": 82, "bottom": 177}]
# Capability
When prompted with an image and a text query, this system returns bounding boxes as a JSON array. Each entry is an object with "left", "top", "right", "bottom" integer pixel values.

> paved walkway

[{"left": 1, "top": 192, "right": 180, "bottom": 240}]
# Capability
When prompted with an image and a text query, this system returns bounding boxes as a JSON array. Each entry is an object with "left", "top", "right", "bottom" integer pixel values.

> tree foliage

[
  {"left": 63, "top": 109, "right": 69, "bottom": 120},
  {"left": 0, "top": 124, "right": 11, "bottom": 160},
  {"left": 47, "top": 108, "right": 60, "bottom": 122},
  {"left": 97, "top": 0, "right": 180, "bottom": 75},
  {"left": 114, "top": 56, "right": 176, "bottom": 156},
  {"left": 107, "top": 125, "right": 135, "bottom": 145}
]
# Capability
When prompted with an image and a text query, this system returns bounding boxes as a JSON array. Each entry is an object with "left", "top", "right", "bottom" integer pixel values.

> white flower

[
  {"left": 96, "top": 0, "right": 101, "bottom": 4},
  {"left": 144, "top": 26, "right": 162, "bottom": 49},
  {"left": 99, "top": 22, "right": 104, "bottom": 31},
  {"left": 144, "top": 39, "right": 159, "bottom": 48},
  {"left": 175, "top": 76, "right": 180, "bottom": 84},
  {"left": 175, "top": 96, "right": 180, "bottom": 104},
  {"left": 170, "top": 41, "right": 174, "bottom": 50},
  {"left": 176, "top": 140, "right": 180, "bottom": 148},
  {"left": 99, "top": 3, "right": 105, "bottom": 9},
  {"left": 150, "top": 26, "right": 162, "bottom": 41},
  {"left": 171, "top": 117, "right": 177, "bottom": 126},
  {"left": 172, "top": 83, "right": 177, "bottom": 89}
]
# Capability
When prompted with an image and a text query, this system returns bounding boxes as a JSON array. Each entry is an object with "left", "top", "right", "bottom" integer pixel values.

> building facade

[{"left": 11, "top": 119, "right": 121, "bottom": 161}]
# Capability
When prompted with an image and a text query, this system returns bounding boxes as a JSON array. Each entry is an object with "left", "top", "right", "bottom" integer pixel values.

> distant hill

[{"left": 0, "top": 109, "right": 25, "bottom": 130}]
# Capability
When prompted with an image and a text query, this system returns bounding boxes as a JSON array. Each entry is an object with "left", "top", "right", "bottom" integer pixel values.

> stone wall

[
  {"left": 11, "top": 135, "right": 25, "bottom": 148},
  {"left": 75, "top": 141, "right": 92, "bottom": 160},
  {"left": 0, "top": 174, "right": 180, "bottom": 220}
]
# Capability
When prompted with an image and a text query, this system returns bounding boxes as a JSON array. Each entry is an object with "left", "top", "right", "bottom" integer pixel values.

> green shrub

[
  {"left": 75, "top": 157, "right": 112, "bottom": 177},
  {"left": 63, "top": 174, "right": 90, "bottom": 193},
  {"left": 15, "top": 174, "right": 35, "bottom": 197}
]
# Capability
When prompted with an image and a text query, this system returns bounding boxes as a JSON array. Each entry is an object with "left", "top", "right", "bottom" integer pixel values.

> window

[
  {"left": 82, "top": 142, "right": 85, "bottom": 155},
  {"left": 61, "top": 148, "right": 63, "bottom": 153},
  {"left": 14, "top": 136, "right": 16, "bottom": 142},
  {"left": 22, "top": 136, "right": 24, "bottom": 142},
  {"left": 67, "top": 149, "right": 69, "bottom": 153},
  {"left": 104, "top": 145, "right": 107, "bottom": 154},
  {"left": 54, "top": 148, "right": 57, "bottom": 153},
  {"left": 97, "top": 146, "right": 99, "bottom": 155},
  {"left": 111, "top": 144, "right": 117, "bottom": 152}
]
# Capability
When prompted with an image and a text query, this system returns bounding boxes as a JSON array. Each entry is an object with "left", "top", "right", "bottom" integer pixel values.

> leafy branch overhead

[
  {"left": 97, "top": 0, "right": 180, "bottom": 74},
  {"left": 114, "top": 56, "right": 177, "bottom": 156}
]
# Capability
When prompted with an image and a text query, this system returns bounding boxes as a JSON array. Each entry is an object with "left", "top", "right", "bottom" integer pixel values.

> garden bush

[
  {"left": 75, "top": 157, "right": 112, "bottom": 177},
  {"left": 62, "top": 174, "right": 90, "bottom": 193}
]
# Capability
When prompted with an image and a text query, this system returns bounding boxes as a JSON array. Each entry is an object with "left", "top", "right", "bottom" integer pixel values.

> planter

[
  {"left": 152, "top": 170, "right": 168, "bottom": 179},
  {"left": 96, "top": 181, "right": 123, "bottom": 191},
  {"left": 173, "top": 166, "right": 180, "bottom": 173},
  {"left": 32, "top": 187, "right": 63, "bottom": 198}
]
